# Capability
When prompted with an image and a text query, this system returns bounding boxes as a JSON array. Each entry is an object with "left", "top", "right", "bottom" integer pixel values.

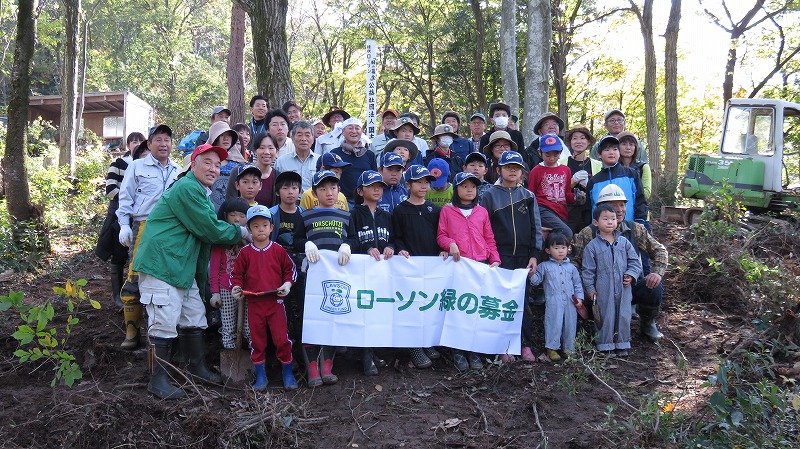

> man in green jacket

[{"left": 133, "top": 143, "right": 250, "bottom": 399}]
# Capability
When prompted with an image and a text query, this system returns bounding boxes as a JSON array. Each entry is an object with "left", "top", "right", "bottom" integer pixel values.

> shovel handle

[{"left": 242, "top": 289, "right": 279, "bottom": 297}]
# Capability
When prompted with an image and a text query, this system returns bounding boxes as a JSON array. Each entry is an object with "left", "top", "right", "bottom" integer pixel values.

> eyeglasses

[
  {"left": 493, "top": 143, "right": 511, "bottom": 149},
  {"left": 607, "top": 118, "right": 624, "bottom": 124}
]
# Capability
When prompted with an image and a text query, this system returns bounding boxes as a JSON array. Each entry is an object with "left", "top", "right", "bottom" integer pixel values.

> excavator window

[{"left": 721, "top": 106, "right": 774, "bottom": 156}]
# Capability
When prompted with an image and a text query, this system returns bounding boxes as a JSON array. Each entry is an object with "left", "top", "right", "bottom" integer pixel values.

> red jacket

[
  {"left": 528, "top": 163, "right": 575, "bottom": 221},
  {"left": 437, "top": 204, "right": 501, "bottom": 265},
  {"left": 231, "top": 242, "right": 297, "bottom": 301}
]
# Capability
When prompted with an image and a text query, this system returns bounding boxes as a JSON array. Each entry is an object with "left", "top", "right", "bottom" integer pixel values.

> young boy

[
  {"left": 581, "top": 203, "right": 642, "bottom": 356},
  {"left": 392, "top": 165, "right": 449, "bottom": 368},
  {"left": 293, "top": 170, "right": 352, "bottom": 387},
  {"left": 232, "top": 164, "right": 263, "bottom": 206},
  {"left": 528, "top": 134, "right": 576, "bottom": 239},
  {"left": 463, "top": 152, "right": 492, "bottom": 201},
  {"left": 301, "top": 152, "right": 350, "bottom": 211},
  {"left": 425, "top": 158, "right": 452, "bottom": 208},
  {"left": 585, "top": 135, "right": 647, "bottom": 223},
  {"left": 231, "top": 205, "right": 298, "bottom": 391},
  {"left": 480, "top": 150, "right": 543, "bottom": 362},
  {"left": 377, "top": 152, "right": 408, "bottom": 213},
  {"left": 383, "top": 137, "right": 419, "bottom": 169},
  {"left": 347, "top": 170, "right": 395, "bottom": 376}
]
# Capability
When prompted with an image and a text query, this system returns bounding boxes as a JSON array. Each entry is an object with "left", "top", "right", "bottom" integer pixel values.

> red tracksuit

[{"left": 231, "top": 242, "right": 297, "bottom": 364}]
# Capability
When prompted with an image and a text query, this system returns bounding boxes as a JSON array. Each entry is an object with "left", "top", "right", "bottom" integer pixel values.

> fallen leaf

[
  {"left": 443, "top": 418, "right": 463, "bottom": 428},
  {"left": 375, "top": 384, "right": 383, "bottom": 392}
]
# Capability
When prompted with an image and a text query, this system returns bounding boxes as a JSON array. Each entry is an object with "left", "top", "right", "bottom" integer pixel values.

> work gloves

[
  {"left": 571, "top": 170, "right": 589, "bottom": 188},
  {"left": 118, "top": 224, "right": 133, "bottom": 247}
]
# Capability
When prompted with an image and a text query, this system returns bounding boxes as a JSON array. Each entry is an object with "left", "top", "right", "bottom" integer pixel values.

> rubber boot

[
  {"left": 363, "top": 348, "right": 378, "bottom": 376},
  {"left": 638, "top": 305, "right": 664, "bottom": 343},
  {"left": 321, "top": 346, "right": 338, "bottom": 385},
  {"left": 253, "top": 363, "right": 267, "bottom": 391},
  {"left": 282, "top": 363, "right": 298, "bottom": 390},
  {"left": 147, "top": 337, "right": 186, "bottom": 399},
  {"left": 110, "top": 264, "right": 124, "bottom": 309},
  {"left": 120, "top": 304, "right": 142, "bottom": 350},
  {"left": 303, "top": 346, "right": 323, "bottom": 387},
  {"left": 178, "top": 328, "right": 222, "bottom": 384}
]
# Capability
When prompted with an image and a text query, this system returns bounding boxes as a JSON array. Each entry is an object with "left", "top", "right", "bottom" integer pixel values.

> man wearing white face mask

[
  {"left": 424, "top": 124, "right": 464, "bottom": 183},
  {"left": 479, "top": 102, "right": 525, "bottom": 157}
]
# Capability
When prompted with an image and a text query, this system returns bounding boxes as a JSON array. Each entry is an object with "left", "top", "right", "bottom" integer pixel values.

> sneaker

[
  {"left": 467, "top": 353, "right": 483, "bottom": 370},
  {"left": 424, "top": 347, "right": 441, "bottom": 360},
  {"left": 409, "top": 348, "right": 432, "bottom": 369},
  {"left": 520, "top": 346, "right": 537, "bottom": 362},
  {"left": 453, "top": 352, "right": 469, "bottom": 371},
  {"left": 546, "top": 349, "right": 562, "bottom": 362}
]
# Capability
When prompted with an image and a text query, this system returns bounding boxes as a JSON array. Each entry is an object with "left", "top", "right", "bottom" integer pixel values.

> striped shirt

[
  {"left": 105, "top": 155, "right": 132, "bottom": 200},
  {"left": 296, "top": 207, "right": 350, "bottom": 251}
]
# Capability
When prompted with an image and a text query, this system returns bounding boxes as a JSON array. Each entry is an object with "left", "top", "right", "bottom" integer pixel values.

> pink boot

[{"left": 521, "top": 346, "right": 537, "bottom": 362}]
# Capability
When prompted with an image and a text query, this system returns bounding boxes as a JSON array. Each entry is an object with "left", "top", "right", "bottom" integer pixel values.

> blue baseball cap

[
  {"left": 497, "top": 150, "right": 526, "bottom": 168},
  {"left": 470, "top": 112, "right": 486, "bottom": 122},
  {"left": 403, "top": 164, "right": 436, "bottom": 184},
  {"left": 358, "top": 170, "right": 388, "bottom": 188},
  {"left": 246, "top": 205, "right": 272, "bottom": 224},
  {"left": 464, "top": 151, "right": 487, "bottom": 165},
  {"left": 381, "top": 152, "right": 405, "bottom": 168},
  {"left": 453, "top": 171, "right": 480, "bottom": 187},
  {"left": 312, "top": 169, "right": 339, "bottom": 186},
  {"left": 321, "top": 152, "right": 351, "bottom": 168},
  {"left": 235, "top": 163, "right": 262, "bottom": 180},
  {"left": 539, "top": 133, "right": 563, "bottom": 153},
  {"left": 427, "top": 158, "right": 451, "bottom": 189}
]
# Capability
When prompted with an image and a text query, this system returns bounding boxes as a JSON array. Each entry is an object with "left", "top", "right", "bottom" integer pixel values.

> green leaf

[
  {"left": 730, "top": 410, "right": 743, "bottom": 427},
  {"left": 76, "top": 279, "right": 87, "bottom": 287},
  {"left": 0, "top": 301, "right": 13, "bottom": 312},
  {"left": 89, "top": 299, "right": 101, "bottom": 310}
]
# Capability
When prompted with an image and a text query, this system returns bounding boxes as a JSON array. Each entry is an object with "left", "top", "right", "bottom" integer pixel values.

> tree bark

[
  {"left": 663, "top": 0, "right": 682, "bottom": 206},
  {"left": 499, "top": 0, "right": 519, "bottom": 114},
  {"left": 227, "top": 1, "right": 247, "bottom": 124},
  {"left": 470, "top": 0, "right": 487, "bottom": 113},
  {"left": 234, "top": 0, "right": 294, "bottom": 108},
  {"left": 59, "top": 0, "right": 80, "bottom": 175},
  {"left": 523, "top": 0, "right": 552, "bottom": 145}
]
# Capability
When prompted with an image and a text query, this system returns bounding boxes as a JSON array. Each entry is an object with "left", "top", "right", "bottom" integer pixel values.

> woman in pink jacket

[{"left": 437, "top": 171, "right": 501, "bottom": 371}]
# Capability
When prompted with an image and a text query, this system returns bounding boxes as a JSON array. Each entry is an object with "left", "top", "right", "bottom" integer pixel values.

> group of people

[{"left": 94, "top": 98, "right": 668, "bottom": 399}]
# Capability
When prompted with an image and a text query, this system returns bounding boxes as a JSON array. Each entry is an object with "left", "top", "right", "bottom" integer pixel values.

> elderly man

[
  {"left": 314, "top": 106, "right": 350, "bottom": 155},
  {"left": 571, "top": 184, "right": 667, "bottom": 344},
  {"left": 468, "top": 112, "right": 487, "bottom": 153},
  {"left": 275, "top": 121, "right": 320, "bottom": 193},
  {"left": 133, "top": 144, "right": 252, "bottom": 399},
  {"left": 370, "top": 109, "right": 399, "bottom": 156},
  {"left": 328, "top": 118, "right": 377, "bottom": 203},
  {"left": 590, "top": 109, "right": 648, "bottom": 162}
]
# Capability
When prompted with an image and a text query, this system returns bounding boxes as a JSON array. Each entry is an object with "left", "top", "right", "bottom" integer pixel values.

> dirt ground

[{"left": 0, "top": 221, "right": 747, "bottom": 448}]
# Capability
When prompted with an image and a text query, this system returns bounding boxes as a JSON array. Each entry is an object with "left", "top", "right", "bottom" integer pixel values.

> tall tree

[
  {"left": 58, "top": 0, "right": 81, "bottom": 175},
  {"left": 523, "top": 0, "right": 552, "bottom": 145},
  {"left": 227, "top": 1, "right": 246, "bottom": 124},
  {"left": 233, "top": 0, "right": 294, "bottom": 108},
  {"left": 499, "top": 0, "right": 519, "bottom": 112},
  {"left": 663, "top": 0, "right": 682, "bottom": 206},
  {"left": 470, "top": 0, "right": 487, "bottom": 113},
  {"left": 3, "top": 0, "right": 48, "bottom": 255}
]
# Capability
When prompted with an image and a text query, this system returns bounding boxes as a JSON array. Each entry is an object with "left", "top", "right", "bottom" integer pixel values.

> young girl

[
  {"left": 209, "top": 198, "right": 251, "bottom": 351},
  {"left": 617, "top": 131, "right": 651, "bottom": 201},
  {"left": 346, "top": 170, "right": 395, "bottom": 376},
  {"left": 437, "top": 171, "right": 501, "bottom": 371},
  {"left": 561, "top": 126, "right": 600, "bottom": 233},
  {"left": 208, "top": 121, "right": 243, "bottom": 212},
  {"left": 233, "top": 123, "right": 253, "bottom": 162},
  {"left": 529, "top": 232, "right": 585, "bottom": 362}
]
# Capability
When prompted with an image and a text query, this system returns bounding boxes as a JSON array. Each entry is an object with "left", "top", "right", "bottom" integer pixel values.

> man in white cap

[{"left": 328, "top": 117, "right": 377, "bottom": 204}]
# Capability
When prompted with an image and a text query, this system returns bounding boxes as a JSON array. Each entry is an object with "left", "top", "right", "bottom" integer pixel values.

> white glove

[
  {"left": 210, "top": 292, "right": 222, "bottom": 308},
  {"left": 338, "top": 243, "right": 351, "bottom": 265},
  {"left": 571, "top": 170, "right": 589, "bottom": 188},
  {"left": 276, "top": 282, "right": 292, "bottom": 297},
  {"left": 240, "top": 226, "right": 253, "bottom": 243},
  {"left": 231, "top": 286, "right": 244, "bottom": 301},
  {"left": 305, "top": 241, "right": 320, "bottom": 263},
  {"left": 118, "top": 224, "right": 133, "bottom": 247}
]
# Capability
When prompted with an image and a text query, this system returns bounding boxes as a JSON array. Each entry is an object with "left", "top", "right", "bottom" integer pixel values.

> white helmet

[{"left": 596, "top": 184, "right": 628, "bottom": 203}]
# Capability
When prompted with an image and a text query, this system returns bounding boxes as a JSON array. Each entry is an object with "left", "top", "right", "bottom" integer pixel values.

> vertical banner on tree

[
  {"left": 365, "top": 39, "right": 377, "bottom": 139},
  {"left": 303, "top": 251, "right": 526, "bottom": 355}
]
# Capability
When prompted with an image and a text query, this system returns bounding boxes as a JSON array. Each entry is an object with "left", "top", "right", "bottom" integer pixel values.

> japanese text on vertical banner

[{"left": 365, "top": 40, "right": 377, "bottom": 139}]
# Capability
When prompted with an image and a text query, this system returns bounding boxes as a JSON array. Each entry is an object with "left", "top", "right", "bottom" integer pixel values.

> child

[
  {"left": 617, "top": 131, "right": 652, "bottom": 200},
  {"left": 561, "top": 126, "right": 600, "bottom": 233},
  {"left": 382, "top": 116, "right": 425, "bottom": 166},
  {"left": 529, "top": 232, "right": 584, "bottom": 362},
  {"left": 425, "top": 158, "right": 452, "bottom": 208},
  {"left": 480, "top": 150, "right": 543, "bottom": 362},
  {"left": 230, "top": 164, "right": 262, "bottom": 206},
  {"left": 528, "top": 134, "right": 576, "bottom": 239},
  {"left": 377, "top": 152, "right": 408, "bottom": 213},
  {"left": 383, "top": 138, "right": 419, "bottom": 169},
  {"left": 302, "top": 152, "right": 350, "bottom": 211},
  {"left": 293, "top": 170, "right": 352, "bottom": 387},
  {"left": 210, "top": 198, "right": 252, "bottom": 352},
  {"left": 585, "top": 135, "right": 648, "bottom": 223},
  {"left": 392, "top": 165, "right": 450, "bottom": 368},
  {"left": 207, "top": 121, "right": 243, "bottom": 211},
  {"left": 231, "top": 205, "right": 298, "bottom": 390},
  {"left": 347, "top": 170, "right": 396, "bottom": 376},
  {"left": 463, "top": 152, "right": 492, "bottom": 201},
  {"left": 437, "top": 171, "right": 500, "bottom": 371},
  {"left": 581, "top": 203, "right": 642, "bottom": 356}
]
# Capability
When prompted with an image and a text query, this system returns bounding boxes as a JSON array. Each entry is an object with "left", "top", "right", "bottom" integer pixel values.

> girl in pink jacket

[{"left": 437, "top": 172, "right": 501, "bottom": 371}]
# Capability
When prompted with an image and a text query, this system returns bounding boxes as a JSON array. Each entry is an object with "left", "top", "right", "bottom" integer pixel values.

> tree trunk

[
  {"left": 237, "top": 0, "right": 294, "bottom": 108},
  {"left": 550, "top": 0, "right": 568, "bottom": 131},
  {"left": 470, "top": 0, "right": 487, "bottom": 113},
  {"left": 663, "top": 0, "right": 681, "bottom": 206},
  {"left": 59, "top": 0, "right": 80, "bottom": 175},
  {"left": 76, "top": 17, "right": 88, "bottom": 143},
  {"left": 523, "top": 0, "right": 552, "bottom": 145},
  {"left": 499, "top": 0, "right": 519, "bottom": 114},
  {"left": 227, "top": 1, "right": 247, "bottom": 124},
  {"left": 3, "top": 0, "right": 49, "bottom": 256}
]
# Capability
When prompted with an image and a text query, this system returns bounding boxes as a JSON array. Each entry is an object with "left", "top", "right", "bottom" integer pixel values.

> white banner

[
  {"left": 365, "top": 39, "right": 378, "bottom": 139},
  {"left": 303, "top": 251, "right": 527, "bottom": 355}
]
